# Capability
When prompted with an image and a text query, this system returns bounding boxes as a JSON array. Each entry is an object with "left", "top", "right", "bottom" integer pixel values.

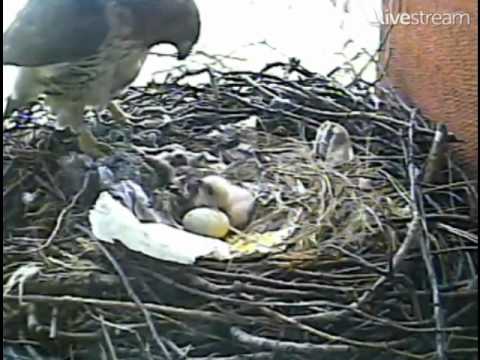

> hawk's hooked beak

[{"left": 176, "top": 42, "right": 194, "bottom": 60}]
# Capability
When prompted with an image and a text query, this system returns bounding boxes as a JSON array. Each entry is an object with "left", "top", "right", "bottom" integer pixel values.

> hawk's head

[{"left": 131, "top": 0, "right": 201, "bottom": 60}]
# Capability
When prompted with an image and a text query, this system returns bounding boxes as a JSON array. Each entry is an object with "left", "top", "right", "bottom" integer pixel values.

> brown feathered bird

[{"left": 3, "top": 0, "right": 200, "bottom": 157}]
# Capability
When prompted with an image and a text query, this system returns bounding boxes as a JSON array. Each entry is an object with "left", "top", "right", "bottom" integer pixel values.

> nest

[{"left": 3, "top": 61, "right": 478, "bottom": 360}]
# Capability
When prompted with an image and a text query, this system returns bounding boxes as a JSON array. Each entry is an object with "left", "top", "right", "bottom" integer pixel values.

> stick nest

[{"left": 3, "top": 61, "right": 478, "bottom": 360}]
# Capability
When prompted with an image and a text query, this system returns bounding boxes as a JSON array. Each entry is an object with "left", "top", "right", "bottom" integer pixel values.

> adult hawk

[{"left": 3, "top": 0, "right": 200, "bottom": 157}]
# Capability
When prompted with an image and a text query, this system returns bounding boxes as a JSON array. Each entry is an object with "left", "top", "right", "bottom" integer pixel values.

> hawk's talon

[
  {"left": 78, "top": 130, "right": 114, "bottom": 159},
  {"left": 108, "top": 101, "right": 136, "bottom": 126}
]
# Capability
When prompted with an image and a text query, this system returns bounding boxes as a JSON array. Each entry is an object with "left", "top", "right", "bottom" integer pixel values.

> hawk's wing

[{"left": 3, "top": 0, "right": 109, "bottom": 67}]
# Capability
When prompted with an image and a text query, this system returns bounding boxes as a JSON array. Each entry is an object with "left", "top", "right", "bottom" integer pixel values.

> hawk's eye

[{"left": 204, "top": 184, "right": 215, "bottom": 196}]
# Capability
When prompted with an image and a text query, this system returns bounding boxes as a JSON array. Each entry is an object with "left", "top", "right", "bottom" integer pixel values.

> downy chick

[{"left": 192, "top": 175, "right": 255, "bottom": 230}]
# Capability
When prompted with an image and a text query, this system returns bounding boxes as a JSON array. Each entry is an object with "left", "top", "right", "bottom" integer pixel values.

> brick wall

[{"left": 380, "top": 0, "right": 478, "bottom": 178}]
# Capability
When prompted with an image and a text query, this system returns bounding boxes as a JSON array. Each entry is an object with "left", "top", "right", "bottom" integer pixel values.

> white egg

[{"left": 182, "top": 207, "right": 230, "bottom": 238}]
